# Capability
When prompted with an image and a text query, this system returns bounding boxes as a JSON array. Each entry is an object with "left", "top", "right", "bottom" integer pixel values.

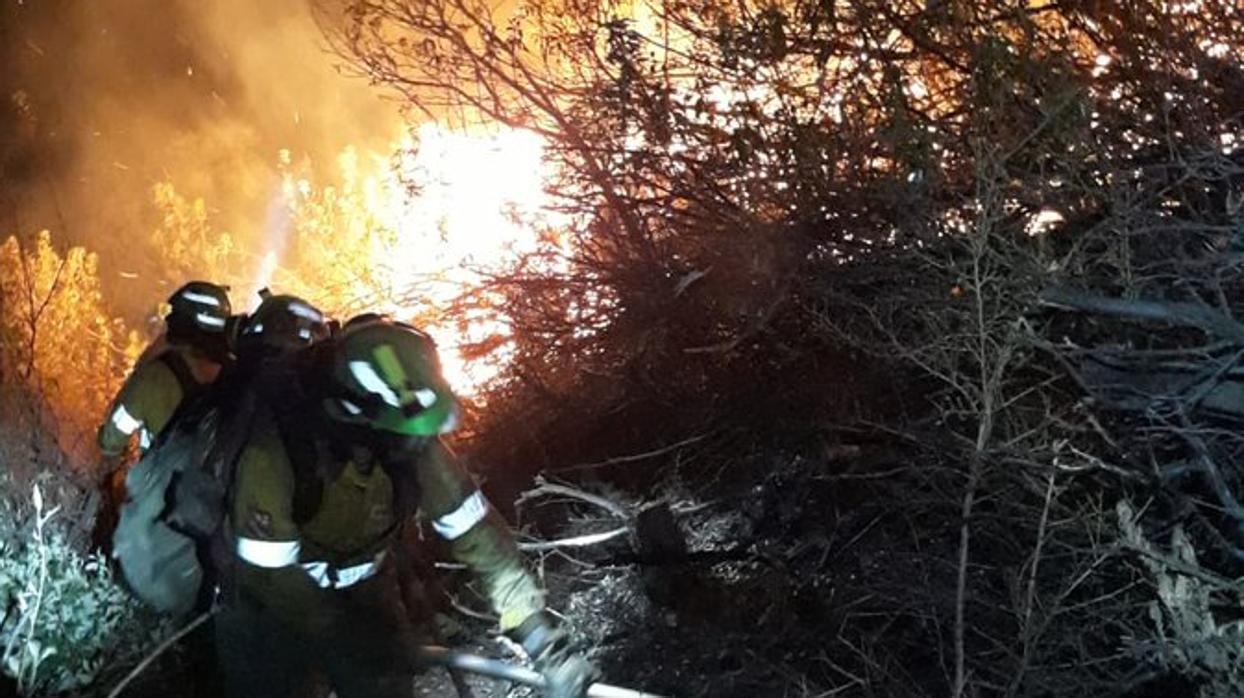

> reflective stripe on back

[
  {"left": 236, "top": 537, "right": 301, "bottom": 568},
  {"left": 300, "top": 552, "right": 384, "bottom": 589}
]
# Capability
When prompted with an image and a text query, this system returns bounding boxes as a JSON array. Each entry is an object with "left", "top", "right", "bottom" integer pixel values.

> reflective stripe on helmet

[
  {"left": 110, "top": 404, "right": 142, "bottom": 435},
  {"left": 179, "top": 290, "right": 222, "bottom": 307},
  {"left": 138, "top": 428, "right": 152, "bottom": 451},
  {"left": 433, "top": 490, "right": 488, "bottom": 540},
  {"left": 414, "top": 388, "right": 438, "bottom": 408},
  {"left": 236, "top": 537, "right": 301, "bottom": 568},
  {"left": 288, "top": 301, "right": 324, "bottom": 322},
  {"left": 300, "top": 553, "right": 384, "bottom": 589},
  {"left": 348, "top": 361, "right": 402, "bottom": 407},
  {"left": 195, "top": 312, "right": 227, "bottom": 329}
]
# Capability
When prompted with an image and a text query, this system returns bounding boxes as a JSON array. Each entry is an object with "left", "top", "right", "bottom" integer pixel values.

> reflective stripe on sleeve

[
  {"left": 236, "top": 537, "right": 301, "bottom": 568},
  {"left": 110, "top": 404, "right": 143, "bottom": 435},
  {"left": 433, "top": 490, "right": 488, "bottom": 540}
]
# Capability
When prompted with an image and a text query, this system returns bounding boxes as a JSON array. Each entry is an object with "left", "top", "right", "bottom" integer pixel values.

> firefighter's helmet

[{"left": 321, "top": 317, "right": 459, "bottom": 437}]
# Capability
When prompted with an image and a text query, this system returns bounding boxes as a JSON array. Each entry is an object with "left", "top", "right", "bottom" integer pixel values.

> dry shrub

[
  {"left": 330, "top": 0, "right": 1244, "bottom": 694},
  {"left": 0, "top": 230, "right": 130, "bottom": 467},
  {"left": 149, "top": 182, "right": 244, "bottom": 293}
]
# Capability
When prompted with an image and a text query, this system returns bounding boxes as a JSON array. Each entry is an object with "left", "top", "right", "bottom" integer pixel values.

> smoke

[{"left": 0, "top": 0, "right": 399, "bottom": 320}]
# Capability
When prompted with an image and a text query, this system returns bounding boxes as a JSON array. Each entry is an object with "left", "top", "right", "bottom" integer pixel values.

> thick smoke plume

[{"left": 0, "top": 0, "right": 399, "bottom": 321}]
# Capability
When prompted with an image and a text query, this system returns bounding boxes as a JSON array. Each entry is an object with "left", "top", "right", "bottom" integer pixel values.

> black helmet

[
  {"left": 166, "top": 281, "right": 232, "bottom": 339},
  {"left": 237, "top": 291, "right": 329, "bottom": 356}
]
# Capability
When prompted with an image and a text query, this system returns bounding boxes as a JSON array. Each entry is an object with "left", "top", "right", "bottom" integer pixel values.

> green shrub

[
  {"left": 0, "top": 484, "right": 164, "bottom": 696},
  {"left": 1118, "top": 499, "right": 1244, "bottom": 696}
]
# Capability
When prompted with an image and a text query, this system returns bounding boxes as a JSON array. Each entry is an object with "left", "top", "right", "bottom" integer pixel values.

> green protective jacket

[
  {"left": 97, "top": 338, "right": 221, "bottom": 457},
  {"left": 228, "top": 427, "right": 545, "bottom": 638}
]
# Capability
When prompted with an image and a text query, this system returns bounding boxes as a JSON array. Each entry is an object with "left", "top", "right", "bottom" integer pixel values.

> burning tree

[{"left": 0, "top": 230, "right": 132, "bottom": 469}]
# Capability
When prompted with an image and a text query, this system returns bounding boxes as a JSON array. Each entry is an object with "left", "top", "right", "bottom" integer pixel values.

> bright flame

[
  {"left": 1026, "top": 209, "right": 1065, "bottom": 236},
  {"left": 377, "top": 124, "right": 559, "bottom": 392},
  {"left": 273, "top": 122, "right": 561, "bottom": 396}
]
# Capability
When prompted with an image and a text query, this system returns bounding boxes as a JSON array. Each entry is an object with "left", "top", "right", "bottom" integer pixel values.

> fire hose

[
  {"left": 416, "top": 645, "right": 670, "bottom": 698},
  {"left": 106, "top": 610, "right": 668, "bottom": 698}
]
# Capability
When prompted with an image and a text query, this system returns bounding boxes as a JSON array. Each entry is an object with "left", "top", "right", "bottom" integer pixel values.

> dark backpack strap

[
  {"left": 147, "top": 351, "right": 210, "bottom": 452},
  {"left": 281, "top": 413, "right": 326, "bottom": 526},
  {"left": 205, "top": 385, "right": 261, "bottom": 495},
  {"left": 259, "top": 357, "right": 327, "bottom": 526},
  {"left": 196, "top": 380, "right": 264, "bottom": 607},
  {"left": 158, "top": 349, "right": 201, "bottom": 399},
  {"left": 380, "top": 447, "right": 423, "bottom": 523}
]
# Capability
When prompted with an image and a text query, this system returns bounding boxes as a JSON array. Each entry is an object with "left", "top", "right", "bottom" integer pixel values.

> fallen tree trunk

[{"left": 1039, "top": 287, "right": 1244, "bottom": 345}]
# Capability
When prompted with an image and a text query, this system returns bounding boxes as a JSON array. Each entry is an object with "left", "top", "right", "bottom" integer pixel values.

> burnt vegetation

[
  {"left": 329, "top": 1, "right": 1244, "bottom": 694},
  {"left": 4, "top": 0, "right": 1244, "bottom": 696}
]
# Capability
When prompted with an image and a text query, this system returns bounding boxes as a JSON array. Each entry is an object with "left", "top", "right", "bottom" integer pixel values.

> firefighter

[
  {"left": 235, "top": 289, "right": 332, "bottom": 359},
  {"left": 97, "top": 281, "right": 235, "bottom": 457},
  {"left": 94, "top": 281, "right": 235, "bottom": 552},
  {"left": 111, "top": 290, "right": 332, "bottom": 612},
  {"left": 110, "top": 291, "right": 332, "bottom": 698},
  {"left": 216, "top": 316, "right": 597, "bottom": 698}
]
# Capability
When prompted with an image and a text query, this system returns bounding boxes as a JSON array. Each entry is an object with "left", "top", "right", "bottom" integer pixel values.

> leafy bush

[
  {"left": 0, "top": 484, "right": 163, "bottom": 696},
  {"left": 1118, "top": 500, "right": 1244, "bottom": 697}
]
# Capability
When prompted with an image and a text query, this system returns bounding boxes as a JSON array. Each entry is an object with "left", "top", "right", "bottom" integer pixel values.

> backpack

[{"left": 111, "top": 368, "right": 262, "bottom": 616}]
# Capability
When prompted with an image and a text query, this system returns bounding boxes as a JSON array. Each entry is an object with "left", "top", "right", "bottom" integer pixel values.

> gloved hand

[{"left": 512, "top": 611, "right": 600, "bottom": 698}]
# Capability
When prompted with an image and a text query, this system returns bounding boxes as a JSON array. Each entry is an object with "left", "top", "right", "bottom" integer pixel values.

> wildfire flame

[{"left": 273, "top": 122, "right": 559, "bottom": 396}]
